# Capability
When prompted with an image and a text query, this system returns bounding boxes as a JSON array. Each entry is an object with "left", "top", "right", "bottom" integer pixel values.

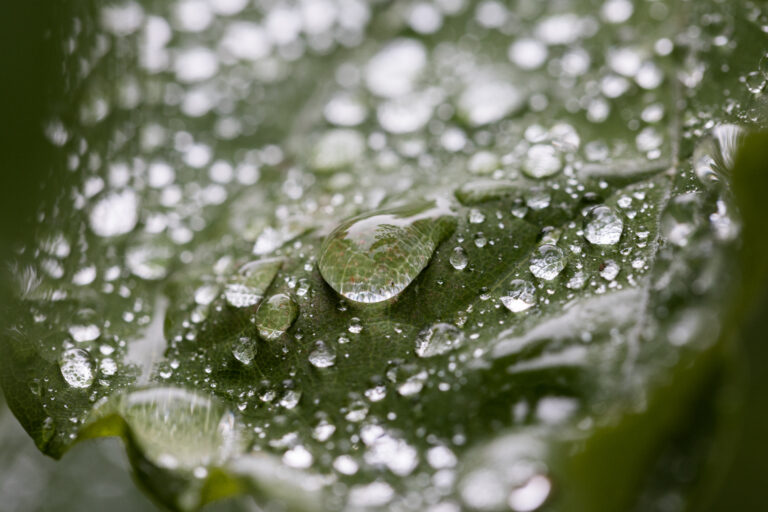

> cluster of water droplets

[{"left": 10, "top": 0, "right": 757, "bottom": 509}]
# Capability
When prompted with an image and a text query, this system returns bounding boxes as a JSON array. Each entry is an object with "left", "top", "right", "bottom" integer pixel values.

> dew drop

[
  {"left": 99, "top": 387, "right": 241, "bottom": 470},
  {"left": 500, "top": 279, "right": 537, "bottom": 312},
  {"left": 310, "top": 129, "right": 365, "bottom": 172},
  {"left": 255, "top": 293, "right": 298, "bottom": 340},
  {"left": 522, "top": 145, "right": 562, "bottom": 179},
  {"left": 68, "top": 324, "right": 101, "bottom": 342},
  {"left": 600, "top": 260, "right": 620, "bottom": 281},
  {"left": 584, "top": 205, "right": 623, "bottom": 245},
  {"left": 415, "top": 323, "right": 465, "bottom": 358},
  {"left": 59, "top": 348, "right": 95, "bottom": 389},
  {"left": 449, "top": 246, "right": 468, "bottom": 270},
  {"left": 318, "top": 200, "right": 456, "bottom": 303},
  {"left": 529, "top": 245, "right": 566, "bottom": 281},
  {"left": 232, "top": 336, "right": 257, "bottom": 365},
  {"left": 459, "top": 81, "right": 524, "bottom": 126},
  {"left": 89, "top": 190, "right": 139, "bottom": 237},
  {"left": 308, "top": 341, "right": 336, "bottom": 368},
  {"left": 224, "top": 258, "right": 282, "bottom": 308}
]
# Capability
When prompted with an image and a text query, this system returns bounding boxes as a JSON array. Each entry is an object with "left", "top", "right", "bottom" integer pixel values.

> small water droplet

[
  {"left": 529, "top": 245, "right": 566, "bottom": 281},
  {"left": 100, "top": 358, "right": 117, "bottom": 376},
  {"left": 59, "top": 348, "right": 95, "bottom": 389},
  {"left": 232, "top": 337, "right": 257, "bottom": 365},
  {"left": 68, "top": 324, "right": 101, "bottom": 342},
  {"left": 255, "top": 293, "right": 298, "bottom": 340},
  {"left": 584, "top": 206, "right": 623, "bottom": 245},
  {"left": 522, "top": 145, "right": 562, "bottom": 179},
  {"left": 310, "top": 129, "right": 365, "bottom": 172},
  {"left": 469, "top": 209, "right": 486, "bottom": 224},
  {"left": 449, "top": 246, "right": 469, "bottom": 270},
  {"left": 415, "top": 323, "right": 465, "bottom": 358},
  {"left": 599, "top": 260, "right": 620, "bottom": 281},
  {"left": 308, "top": 341, "right": 336, "bottom": 368},
  {"left": 500, "top": 279, "right": 537, "bottom": 312},
  {"left": 279, "top": 390, "right": 301, "bottom": 409},
  {"left": 318, "top": 200, "right": 456, "bottom": 303}
]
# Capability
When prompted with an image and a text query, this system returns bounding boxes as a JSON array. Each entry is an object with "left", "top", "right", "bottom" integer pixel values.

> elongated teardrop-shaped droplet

[
  {"left": 224, "top": 258, "right": 282, "bottom": 308},
  {"left": 59, "top": 348, "right": 95, "bottom": 388},
  {"left": 318, "top": 200, "right": 457, "bottom": 303},
  {"left": 415, "top": 323, "right": 464, "bottom": 358},
  {"left": 455, "top": 179, "right": 517, "bottom": 205},
  {"left": 255, "top": 293, "right": 298, "bottom": 340},
  {"left": 584, "top": 205, "right": 623, "bottom": 246},
  {"left": 98, "top": 387, "right": 242, "bottom": 471},
  {"left": 529, "top": 244, "right": 565, "bottom": 281}
]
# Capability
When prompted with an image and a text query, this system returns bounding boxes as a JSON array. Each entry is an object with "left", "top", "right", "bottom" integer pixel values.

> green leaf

[{"left": 1, "top": 0, "right": 766, "bottom": 511}]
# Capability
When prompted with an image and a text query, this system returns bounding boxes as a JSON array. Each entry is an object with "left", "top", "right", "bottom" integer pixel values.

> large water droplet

[
  {"left": 318, "top": 200, "right": 456, "bottom": 303},
  {"left": 584, "top": 205, "right": 623, "bottom": 245},
  {"left": 500, "top": 279, "right": 537, "bottom": 312},
  {"left": 224, "top": 258, "right": 282, "bottom": 308},
  {"left": 415, "top": 323, "right": 464, "bottom": 357},
  {"left": 59, "top": 348, "right": 95, "bottom": 388},
  {"left": 98, "top": 387, "right": 241, "bottom": 470},
  {"left": 255, "top": 293, "right": 298, "bottom": 340},
  {"left": 693, "top": 124, "right": 745, "bottom": 186},
  {"left": 529, "top": 244, "right": 566, "bottom": 280},
  {"left": 455, "top": 179, "right": 518, "bottom": 205}
]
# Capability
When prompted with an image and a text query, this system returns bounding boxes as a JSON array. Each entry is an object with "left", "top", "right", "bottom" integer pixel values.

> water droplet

[
  {"left": 522, "top": 145, "right": 562, "bottom": 179},
  {"left": 415, "top": 323, "right": 465, "bottom": 358},
  {"left": 308, "top": 341, "right": 336, "bottom": 368},
  {"left": 255, "top": 293, "right": 298, "bottom": 340},
  {"left": 100, "top": 358, "right": 117, "bottom": 376},
  {"left": 398, "top": 370, "right": 427, "bottom": 396},
  {"left": 365, "top": 39, "right": 426, "bottom": 98},
  {"left": 449, "top": 246, "right": 468, "bottom": 270},
  {"left": 89, "top": 190, "right": 139, "bottom": 237},
  {"left": 313, "top": 419, "right": 336, "bottom": 441},
  {"left": 508, "top": 475, "right": 552, "bottom": 512},
  {"left": 584, "top": 206, "right": 623, "bottom": 245},
  {"left": 68, "top": 324, "right": 101, "bottom": 342},
  {"left": 455, "top": 179, "right": 518, "bottom": 205},
  {"left": 279, "top": 390, "right": 301, "bottom": 409},
  {"left": 529, "top": 245, "right": 566, "bottom": 281},
  {"left": 693, "top": 124, "right": 745, "bottom": 186},
  {"left": 232, "top": 336, "right": 257, "bottom": 365},
  {"left": 469, "top": 209, "right": 486, "bottom": 224},
  {"left": 283, "top": 445, "right": 313, "bottom": 468},
  {"left": 59, "top": 348, "right": 95, "bottom": 388},
  {"left": 500, "top": 279, "right": 537, "bottom": 312},
  {"left": 459, "top": 81, "right": 524, "bottom": 126},
  {"left": 333, "top": 455, "right": 359, "bottom": 475},
  {"left": 310, "top": 129, "right": 365, "bottom": 172},
  {"left": 98, "top": 387, "right": 241, "bottom": 470},
  {"left": 318, "top": 200, "right": 456, "bottom": 303},
  {"left": 599, "top": 260, "right": 620, "bottom": 281},
  {"left": 224, "top": 258, "right": 282, "bottom": 308}
]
